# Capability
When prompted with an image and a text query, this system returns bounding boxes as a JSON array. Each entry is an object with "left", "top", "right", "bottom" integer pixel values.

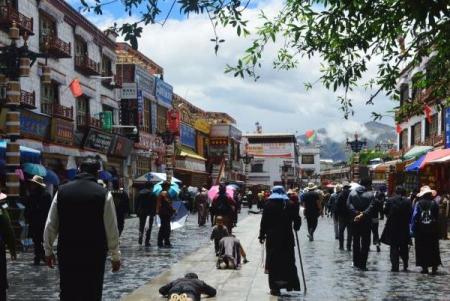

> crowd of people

[{"left": 0, "top": 155, "right": 448, "bottom": 300}]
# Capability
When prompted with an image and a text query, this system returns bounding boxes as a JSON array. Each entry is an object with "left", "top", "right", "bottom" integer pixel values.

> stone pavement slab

[{"left": 122, "top": 213, "right": 278, "bottom": 301}]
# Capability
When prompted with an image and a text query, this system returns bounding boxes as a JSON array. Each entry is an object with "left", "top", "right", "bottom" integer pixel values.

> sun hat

[
  {"left": 306, "top": 182, "right": 318, "bottom": 191},
  {"left": 29, "top": 175, "right": 46, "bottom": 188},
  {"left": 335, "top": 184, "right": 343, "bottom": 192},
  {"left": 417, "top": 185, "right": 437, "bottom": 198},
  {"left": 268, "top": 185, "right": 289, "bottom": 200}
]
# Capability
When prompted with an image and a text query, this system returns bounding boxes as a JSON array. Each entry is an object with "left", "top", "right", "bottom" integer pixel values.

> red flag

[
  {"left": 69, "top": 79, "right": 83, "bottom": 98},
  {"left": 423, "top": 104, "right": 432, "bottom": 123},
  {"left": 396, "top": 124, "right": 402, "bottom": 134}
]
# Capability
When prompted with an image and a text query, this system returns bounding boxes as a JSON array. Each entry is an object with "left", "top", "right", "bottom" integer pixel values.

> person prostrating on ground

[{"left": 159, "top": 273, "right": 216, "bottom": 301}]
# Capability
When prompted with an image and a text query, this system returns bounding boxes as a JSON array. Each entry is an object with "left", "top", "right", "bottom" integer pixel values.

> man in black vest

[
  {"left": 136, "top": 182, "right": 156, "bottom": 246},
  {"left": 43, "top": 157, "right": 121, "bottom": 301}
]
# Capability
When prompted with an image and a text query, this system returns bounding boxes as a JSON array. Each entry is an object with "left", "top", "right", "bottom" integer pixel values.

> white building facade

[
  {"left": 299, "top": 145, "right": 321, "bottom": 184},
  {"left": 243, "top": 133, "right": 299, "bottom": 187}
]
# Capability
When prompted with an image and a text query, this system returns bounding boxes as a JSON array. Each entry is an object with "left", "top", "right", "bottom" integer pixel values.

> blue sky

[{"left": 69, "top": 0, "right": 395, "bottom": 139}]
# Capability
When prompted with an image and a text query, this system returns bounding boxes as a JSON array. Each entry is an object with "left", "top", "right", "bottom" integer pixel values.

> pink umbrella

[{"left": 208, "top": 185, "right": 235, "bottom": 202}]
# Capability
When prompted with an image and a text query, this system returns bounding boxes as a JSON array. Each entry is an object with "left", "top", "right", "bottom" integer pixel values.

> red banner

[{"left": 167, "top": 109, "right": 180, "bottom": 135}]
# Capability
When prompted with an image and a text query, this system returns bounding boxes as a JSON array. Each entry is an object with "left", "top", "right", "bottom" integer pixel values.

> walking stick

[{"left": 294, "top": 229, "right": 307, "bottom": 294}]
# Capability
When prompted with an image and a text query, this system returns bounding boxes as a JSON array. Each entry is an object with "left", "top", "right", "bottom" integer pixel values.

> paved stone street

[
  {"left": 6, "top": 212, "right": 450, "bottom": 300},
  {"left": 125, "top": 214, "right": 450, "bottom": 301}
]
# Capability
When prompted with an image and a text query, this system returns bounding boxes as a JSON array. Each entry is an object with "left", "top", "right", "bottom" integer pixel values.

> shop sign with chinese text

[
  {"left": 83, "top": 128, "right": 113, "bottom": 153},
  {"left": 51, "top": 118, "right": 74, "bottom": 145},
  {"left": 21, "top": 110, "right": 51, "bottom": 141},
  {"left": 180, "top": 123, "right": 196, "bottom": 149}
]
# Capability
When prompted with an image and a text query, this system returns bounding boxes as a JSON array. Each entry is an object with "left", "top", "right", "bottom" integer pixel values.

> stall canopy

[
  {"left": 403, "top": 145, "right": 432, "bottom": 160},
  {"left": 405, "top": 155, "right": 426, "bottom": 172},
  {"left": 419, "top": 148, "right": 450, "bottom": 169},
  {"left": 0, "top": 140, "right": 41, "bottom": 163},
  {"left": 134, "top": 172, "right": 182, "bottom": 184},
  {"left": 177, "top": 146, "right": 206, "bottom": 161},
  {"left": 373, "top": 160, "right": 401, "bottom": 172}
]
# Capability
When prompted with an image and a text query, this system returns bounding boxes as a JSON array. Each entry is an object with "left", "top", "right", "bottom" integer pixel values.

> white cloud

[{"left": 94, "top": 0, "right": 395, "bottom": 134}]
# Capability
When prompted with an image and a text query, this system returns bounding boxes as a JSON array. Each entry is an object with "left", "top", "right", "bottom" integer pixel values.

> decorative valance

[
  {"left": 39, "top": 0, "right": 65, "bottom": 23},
  {"left": 102, "top": 47, "right": 116, "bottom": 61},
  {"left": 75, "top": 25, "right": 94, "bottom": 43}
]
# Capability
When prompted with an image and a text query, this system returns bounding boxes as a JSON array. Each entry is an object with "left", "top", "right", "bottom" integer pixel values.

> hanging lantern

[
  {"left": 19, "top": 57, "right": 30, "bottom": 77},
  {"left": 41, "top": 65, "right": 51, "bottom": 84},
  {"left": 6, "top": 173, "right": 20, "bottom": 197},
  {"left": 5, "top": 142, "right": 20, "bottom": 166},
  {"left": 9, "top": 21, "right": 19, "bottom": 40},
  {"left": 6, "top": 80, "right": 20, "bottom": 106}
]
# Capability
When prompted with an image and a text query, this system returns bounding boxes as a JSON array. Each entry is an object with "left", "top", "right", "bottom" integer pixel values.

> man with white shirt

[{"left": 43, "top": 157, "right": 121, "bottom": 301}]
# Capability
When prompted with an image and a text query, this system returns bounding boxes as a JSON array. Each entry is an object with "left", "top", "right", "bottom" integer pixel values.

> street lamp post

[
  {"left": 346, "top": 133, "right": 367, "bottom": 182},
  {"left": 241, "top": 152, "right": 254, "bottom": 186},
  {"left": 1, "top": 23, "right": 46, "bottom": 243},
  {"left": 158, "top": 130, "right": 175, "bottom": 182}
]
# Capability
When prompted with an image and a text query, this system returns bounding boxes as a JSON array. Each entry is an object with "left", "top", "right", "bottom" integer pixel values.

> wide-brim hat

[
  {"left": 0, "top": 192, "right": 6, "bottom": 201},
  {"left": 97, "top": 179, "right": 107, "bottom": 188},
  {"left": 29, "top": 175, "right": 46, "bottom": 188},
  {"left": 417, "top": 185, "right": 437, "bottom": 198},
  {"left": 268, "top": 185, "right": 289, "bottom": 200},
  {"left": 306, "top": 182, "right": 318, "bottom": 191}
]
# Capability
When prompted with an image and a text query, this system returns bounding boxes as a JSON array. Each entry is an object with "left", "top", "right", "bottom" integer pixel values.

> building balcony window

[
  {"left": 0, "top": 5, "right": 33, "bottom": 35},
  {"left": 75, "top": 55, "right": 101, "bottom": 76},
  {"left": 42, "top": 103, "right": 73, "bottom": 120},
  {"left": 101, "top": 73, "right": 121, "bottom": 89},
  {"left": 77, "top": 114, "right": 101, "bottom": 130},
  {"left": 41, "top": 35, "right": 71, "bottom": 58}
]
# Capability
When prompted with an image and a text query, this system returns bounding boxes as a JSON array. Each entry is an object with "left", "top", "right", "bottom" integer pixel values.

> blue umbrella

[
  {"left": 153, "top": 181, "right": 180, "bottom": 199},
  {"left": 44, "top": 169, "right": 60, "bottom": 186},
  {"left": 23, "top": 163, "right": 47, "bottom": 177},
  {"left": 99, "top": 170, "right": 113, "bottom": 181}
]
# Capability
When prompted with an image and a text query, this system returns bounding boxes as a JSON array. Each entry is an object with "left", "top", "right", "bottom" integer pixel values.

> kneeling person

[
  {"left": 217, "top": 234, "right": 248, "bottom": 269},
  {"left": 159, "top": 273, "right": 216, "bottom": 301}
]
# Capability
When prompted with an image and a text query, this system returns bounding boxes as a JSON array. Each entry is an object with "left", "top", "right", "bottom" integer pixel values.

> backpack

[
  {"left": 417, "top": 201, "right": 436, "bottom": 233},
  {"left": 214, "top": 195, "right": 232, "bottom": 215}
]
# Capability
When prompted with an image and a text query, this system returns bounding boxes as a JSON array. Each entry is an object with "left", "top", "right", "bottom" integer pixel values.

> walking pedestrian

[
  {"left": 380, "top": 186, "right": 412, "bottom": 272},
  {"left": 347, "top": 178, "right": 375, "bottom": 271},
  {"left": 0, "top": 192, "right": 17, "bottom": 300},
  {"left": 210, "top": 216, "right": 229, "bottom": 255},
  {"left": 196, "top": 188, "right": 209, "bottom": 226},
  {"left": 329, "top": 184, "right": 342, "bottom": 239},
  {"left": 211, "top": 183, "right": 235, "bottom": 233},
  {"left": 336, "top": 182, "right": 352, "bottom": 251},
  {"left": 180, "top": 186, "right": 193, "bottom": 213},
  {"left": 259, "top": 186, "right": 301, "bottom": 296},
  {"left": 159, "top": 273, "right": 216, "bottom": 301},
  {"left": 43, "top": 157, "right": 121, "bottom": 300},
  {"left": 410, "top": 186, "right": 442, "bottom": 274},
  {"left": 112, "top": 187, "right": 130, "bottom": 236},
  {"left": 301, "top": 183, "right": 322, "bottom": 241},
  {"left": 136, "top": 182, "right": 156, "bottom": 246},
  {"left": 157, "top": 189, "right": 176, "bottom": 248},
  {"left": 26, "top": 175, "right": 52, "bottom": 265},
  {"left": 371, "top": 189, "right": 384, "bottom": 252}
]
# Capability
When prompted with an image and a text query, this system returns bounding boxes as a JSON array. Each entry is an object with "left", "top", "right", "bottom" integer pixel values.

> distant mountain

[{"left": 297, "top": 121, "right": 397, "bottom": 161}]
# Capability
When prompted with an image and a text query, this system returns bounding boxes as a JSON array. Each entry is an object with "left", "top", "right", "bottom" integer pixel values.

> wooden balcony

[
  {"left": 41, "top": 35, "right": 71, "bottom": 58},
  {"left": 75, "top": 55, "right": 101, "bottom": 76},
  {"left": 77, "top": 114, "right": 101, "bottom": 130},
  {"left": 41, "top": 103, "right": 73, "bottom": 120},
  {"left": 421, "top": 134, "right": 444, "bottom": 147},
  {"left": 0, "top": 6, "right": 33, "bottom": 35},
  {"left": 20, "top": 90, "right": 35, "bottom": 109}
]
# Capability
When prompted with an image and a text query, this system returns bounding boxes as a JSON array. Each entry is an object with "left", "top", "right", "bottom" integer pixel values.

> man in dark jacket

[
  {"left": 301, "top": 183, "right": 322, "bottom": 241},
  {"left": 112, "top": 188, "right": 130, "bottom": 236},
  {"left": 259, "top": 186, "right": 301, "bottom": 296},
  {"left": 336, "top": 182, "right": 352, "bottom": 250},
  {"left": 0, "top": 192, "right": 17, "bottom": 301},
  {"left": 380, "top": 186, "right": 412, "bottom": 272},
  {"left": 43, "top": 157, "right": 121, "bottom": 300},
  {"left": 347, "top": 178, "right": 375, "bottom": 271},
  {"left": 26, "top": 175, "right": 52, "bottom": 265},
  {"left": 159, "top": 273, "right": 216, "bottom": 301},
  {"left": 135, "top": 182, "right": 156, "bottom": 246}
]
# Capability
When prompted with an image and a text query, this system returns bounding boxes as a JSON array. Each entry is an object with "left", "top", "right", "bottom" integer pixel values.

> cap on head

[
  {"left": 185, "top": 273, "right": 198, "bottom": 279},
  {"left": 79, "top": 156, "right": 101, "bottom": 176}
]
